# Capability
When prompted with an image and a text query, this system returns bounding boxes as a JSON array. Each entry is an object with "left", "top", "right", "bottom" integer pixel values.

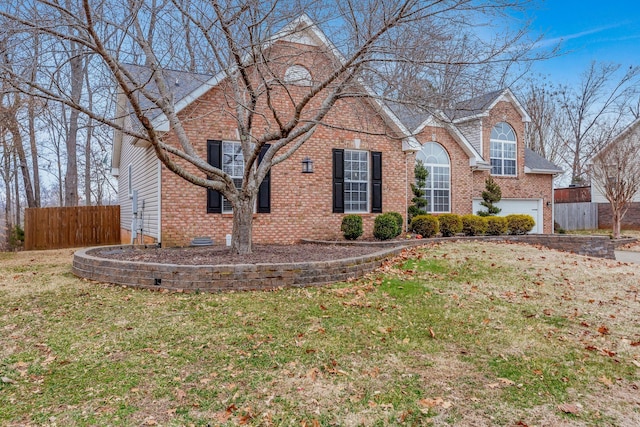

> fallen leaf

[
  {"left": 598, "top": 325, "right": 610, "bottom": 335},
  {"left": 498, "top": 377, "right": 515, "bottom": 386},
  {"left": 557, "top": 403, "right": 580, "bottom": 414},
  {"left": 1, "top": 376, "right": 16, "bottom": 384},
  {"left": 599, "top": 376, "right": 613, "bottom": 387},
  {"left": 306, "top": 367, "right": 319, "bottom": 381}
]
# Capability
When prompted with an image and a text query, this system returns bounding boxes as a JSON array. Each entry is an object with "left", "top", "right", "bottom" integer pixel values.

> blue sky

[{"left": 526, "top": 0, "right": 640, "bottom": 84}]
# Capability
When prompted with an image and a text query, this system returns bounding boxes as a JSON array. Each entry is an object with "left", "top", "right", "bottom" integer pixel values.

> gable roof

[
  {"left": 594, "top": 116, "right": 640, "bottom": 160},
  {"left": 112, "top": 13, "right": 418, "bottom": 163},
  {"left": 444, "top": 88, "right": 531, "bottom": 123},
  {"left": 524, "top": 147, "right": 563, "bottom": 175}
]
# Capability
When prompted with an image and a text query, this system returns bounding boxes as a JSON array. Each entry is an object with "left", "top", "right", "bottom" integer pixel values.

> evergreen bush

[
  {"left": 373, "top": 213, "right": 400, "bottom": 240},
  {"left": 410, "top": 215, "right": 439, "bottom": 238},
  {"left": 485, "top": 216, "right": 507, "bottom": 235},
  {"left": 461, "top": 214, "right": 488, "bottom": 236},
  {"left": 506, "top": 214, "right": 535, "bottom": 235},
  {"left": 477, "top": 176, "right": 502, "bottom": 217},
  {"left": 341, "top": 215, "right": 363, "bottom": 240},
  {"left": 387, "top": 212, "right": 404, "bottom": 235},
  {"left": 408, "top": 160, "right": 429, "bottom": 222},
  {"left": 438, "top": 214, "right": 463, "bottom": 237}
]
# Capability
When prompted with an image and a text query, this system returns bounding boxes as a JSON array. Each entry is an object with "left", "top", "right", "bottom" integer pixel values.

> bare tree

[
  {"left": 555, "top": 62, "right": 640, "bottom": 184},
  {"left": 2, "top": 0, "right": 541, "bottom": 254},
  {"left": 590, "top": 120, "right": 640, "bottom": 238}
]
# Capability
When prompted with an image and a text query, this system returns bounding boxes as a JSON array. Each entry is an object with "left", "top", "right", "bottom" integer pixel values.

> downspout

[
  {"left": 405, "top": 153, "right": 409, "bottom": 233},
  {"left": 157, "top": 158, "right": 162, "bottom": 246}
]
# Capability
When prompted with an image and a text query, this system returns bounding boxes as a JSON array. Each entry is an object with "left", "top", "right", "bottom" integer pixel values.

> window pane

[
  {"left": 222, "top": 141, "right": 245, "bottom": 213},
  {"left": 344, "top": 150, "right": 368, "bottom": 212}
]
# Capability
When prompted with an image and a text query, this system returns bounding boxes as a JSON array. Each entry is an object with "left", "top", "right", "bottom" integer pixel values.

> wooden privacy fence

[
  {"left": 554, "top": 202, "right": 598, "bottom": 231},
  {"left": 24, "top": 205, "right": 120, "bottom": 250}
]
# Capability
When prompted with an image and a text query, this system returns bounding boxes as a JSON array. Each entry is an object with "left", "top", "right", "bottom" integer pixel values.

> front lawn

[{"left": 1, "top": 242, "right": 639, "bottom": 426}]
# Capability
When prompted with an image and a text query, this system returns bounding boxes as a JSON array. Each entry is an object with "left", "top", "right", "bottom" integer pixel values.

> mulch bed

[{"left": 92, "top": 244, "right": 391, "bottom": 265}]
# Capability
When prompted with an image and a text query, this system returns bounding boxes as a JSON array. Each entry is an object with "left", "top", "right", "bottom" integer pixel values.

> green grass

[{"left": 1, "top": 243, "right": 639, "bottom": 425}]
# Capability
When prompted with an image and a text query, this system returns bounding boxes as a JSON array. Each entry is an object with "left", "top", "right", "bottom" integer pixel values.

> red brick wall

[
  {"left": 159, "top": 41, "right": 410, "bottom": 246},
  {"left": 598, "top": 202, "right": 640, "bottom": 230}
]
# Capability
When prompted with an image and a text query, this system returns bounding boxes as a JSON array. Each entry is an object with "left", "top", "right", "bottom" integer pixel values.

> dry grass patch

[{"left": 1, "top": 243, "right": 640, "bottom": 426}]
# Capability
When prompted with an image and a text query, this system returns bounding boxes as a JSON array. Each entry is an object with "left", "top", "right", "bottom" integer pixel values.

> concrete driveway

[{"left": 615, "top": 250, "right": 640, "bottom": 264}]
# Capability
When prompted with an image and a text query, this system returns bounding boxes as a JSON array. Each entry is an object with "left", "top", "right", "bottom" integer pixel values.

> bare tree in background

[
  {"left": 521, "top": 77, "right": 565, "bottom": 168},
  {"left": 590, "top": 120, "right": 640, "bottom": 238},
  {"left": 555, "top": 62, "right": 640, "bottom": 185},
  {"left": 2, "top": 0, "right": 542, "bottom": 254}
]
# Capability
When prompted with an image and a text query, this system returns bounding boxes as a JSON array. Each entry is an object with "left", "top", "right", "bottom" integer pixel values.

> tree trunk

[
  {"left": 64, "top": 44, "right": 84, "bottom": 206},
  {"left": 13, "top": 154, "right": 20, "bottom": 226},
  {"left": 28, "top": 97, "right": 40, "bottom": 207},
  {"left": 2, "top": 136, "right": 12, "bottom": 247},
  {"left": 230, "top": 196, "right": 255, "bottom": 255},
  {"left": 612, "top": 209, "right": 622, "bottom": 239},
  {"left": 5, "top": 116, "right": 36, "bottom": 208},
  {"left": 84, "top": 119, "right": 93, "bottom": 206}
]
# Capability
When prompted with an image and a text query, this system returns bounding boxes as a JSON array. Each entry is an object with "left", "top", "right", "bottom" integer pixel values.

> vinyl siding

[{"left": 118, "top": 123, "right": 160, "bottom": 241}]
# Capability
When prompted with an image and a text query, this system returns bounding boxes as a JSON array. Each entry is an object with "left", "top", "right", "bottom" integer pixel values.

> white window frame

[
  {"left": 284, "top": 65, "right": 312, "bottom": 86},
  {"left": 344, "top": 149, "right": 369, "bottom": 213},
  {"left": 490, "top": 122, "right": 517, "bottom": 176},
  {"left": 417, "top": 142, "right": 450, "bottom": 213},
  {"left": 221, "top": 141, "right": 244, "bottom": 214}
]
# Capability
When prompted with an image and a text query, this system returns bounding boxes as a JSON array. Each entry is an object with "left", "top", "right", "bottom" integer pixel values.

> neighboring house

[
  {"left": 112, "top": 16, "right": 561, "bottom": 246},
  {"left": 590, "top": 117, "right": 640, "bottom": 230}
]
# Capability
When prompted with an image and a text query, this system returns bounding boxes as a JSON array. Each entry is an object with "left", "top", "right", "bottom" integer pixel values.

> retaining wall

[
  {"left": 73, "top": 234, "right": 617, "bottom": 293},
  {"left": 72, "top": 245, "right": 405, "bottom": 292}
]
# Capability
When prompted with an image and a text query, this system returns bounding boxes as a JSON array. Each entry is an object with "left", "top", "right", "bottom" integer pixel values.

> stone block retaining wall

[
  {"left": 73, "top": 234, "right": 616, "bottom": 293},
  {"left": 72, "top": 245, "right": 405, "bottom": 292}
]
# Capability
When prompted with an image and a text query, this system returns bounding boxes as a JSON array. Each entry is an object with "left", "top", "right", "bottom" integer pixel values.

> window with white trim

[
  {"left": 284, "top": 65, "right": 312, "bottom": 86},
  {"left": 344, "top": 149, "right": 368, "bottom": 213},
  {"left": 490, "top": 122, "right": 517, "bottom": 176},
  {"left": 222, "top": 141, "right": 244, "bottom": 213},
  {"left": 416, "top": 142, "right": 450, "bottom": 213}
]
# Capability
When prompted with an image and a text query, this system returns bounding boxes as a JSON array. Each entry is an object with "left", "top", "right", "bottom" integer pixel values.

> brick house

[
  {"left": 400, "top": 89, "right": 562, "bottom": 234},
  {"left": 111, "top": 16, "right": 561, "bottom": 246}
]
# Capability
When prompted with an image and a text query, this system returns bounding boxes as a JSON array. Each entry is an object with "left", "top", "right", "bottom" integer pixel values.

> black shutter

[
  {"left": 371, "top": 151, "right": 382, "bottom": 213},
  {"left": 257, "top": 144, "right": 271, "bottom": 213},
  {"left": 332, "top": 149, "right": 344, "bottom": 213},
  {"left": 206, "top": 140, "right": 222, "bottom": 213}
]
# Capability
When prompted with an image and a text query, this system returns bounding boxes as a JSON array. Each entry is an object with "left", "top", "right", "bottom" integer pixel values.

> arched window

[
  {"left": 416, "top": 142, "right": 450, "bottom": 213},
  {"left": 284, "top": 65, "right": 312, "bottom": 86},
  {"left": 490, "top": 122, "right": 517, "bottom": 176}
]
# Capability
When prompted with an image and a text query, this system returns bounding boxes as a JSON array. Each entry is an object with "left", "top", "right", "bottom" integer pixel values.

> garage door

[{"left": 472, "top": 198, "right": 543, "bottom": 234}]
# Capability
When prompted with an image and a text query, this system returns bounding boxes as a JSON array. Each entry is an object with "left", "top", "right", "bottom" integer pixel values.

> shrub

[
  {"left": 477, "top": 176, "right": 502, "bottom": 217},
  {"left": 554, "top": 221, "right": 566, "bottom": 234},
  {"left": 386, "top": 211, "right": 404, "bottom": 235},
  {"left": 341, "top": 215, "right": 363, "bottom": 240},
  {"left": 461, "top": 214, "right": 487, "bottom": 236},
  {"left": 506, "top": 214, "right": 535, "bottom": 235},
  {"left": 438, "top": 214, "right": 463, "bottom": 237},
  {"left": 374, "top": 213, "right": 401, "bottom": 240},
  {"left": 408, "top": 161, "right": 429, "bottom": 222},
  {"left": 9, "top": 225, "right": 24, "bottom": 250},
  {"left": 410, "top": 215, "right": 439, "bottom": 238},
  {"left": 485, "top": 216, "right": 507, "bottom": 235}
]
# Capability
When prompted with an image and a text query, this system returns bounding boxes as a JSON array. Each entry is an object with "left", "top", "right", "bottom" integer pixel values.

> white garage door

[{"left": 472, "top": 198, "right": 543, "bottom": 234}]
